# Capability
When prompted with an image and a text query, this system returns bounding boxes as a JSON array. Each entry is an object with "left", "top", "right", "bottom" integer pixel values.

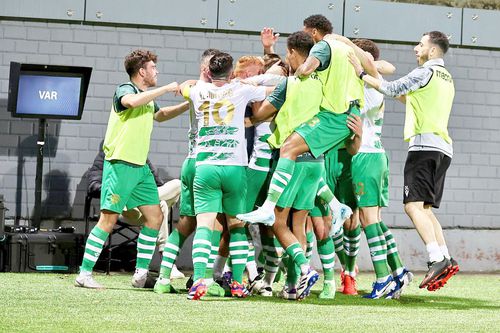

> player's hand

[
  {"left": 347, "top": 114, "right": 362, "bottom": 138},
  {"left": 260, "top": 27, "right": 279, "bottom": 49},
  {"left": 348, "top": 52, "right": 363, "bottom": 77},
  {"left": 178, "top": 79, "right": 197, "bottom": 96},
  {"left": 165, "top": 82, "right": 179, "bottom": 93}
]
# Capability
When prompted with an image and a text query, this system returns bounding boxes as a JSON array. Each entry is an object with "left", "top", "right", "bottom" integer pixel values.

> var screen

[{"left": 16, "top": 73, "right": 83, "bottom": 118}]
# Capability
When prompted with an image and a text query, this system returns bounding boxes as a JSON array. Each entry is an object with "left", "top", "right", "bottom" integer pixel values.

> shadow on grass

[
  {"left": 129, "top": 285, "right": 499, "bottom": 311},
  {"left": 238, "top": 290, "right": 500, "bottom": 311}
]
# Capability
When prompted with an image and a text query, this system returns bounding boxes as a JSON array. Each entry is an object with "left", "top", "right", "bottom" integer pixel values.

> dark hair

[
  {"left": 201, "top": 48, "right": 220, "bottom": 61},
  {"left": 209, "top": 52, "right": 234, "bottom": 79},
  {"left": 352, "top": 39, "right": 380, "bottom": 61},
  {"left": 262, "top": 53, "right": 282, "bottom": 72},
  {"left": 287, "top": 31, "right": 314, "bottom": 57},
  {"left": 303, "top": 14, "right": 333, "bottom": 35},
  {"left": 424, "top": 31, "right": 450, "bottom": 54},
  {"left": 124, "top": 49, "right": 157, "bottom": 77}
]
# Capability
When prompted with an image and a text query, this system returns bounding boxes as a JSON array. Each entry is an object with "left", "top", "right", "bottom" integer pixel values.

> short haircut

[
  {"left": 201, "top": 48, "right": 220, "bottom": 62},
  {"left": 424, "top": 31, "right": 450, "bottom": 54},
  {"left": 262, "top": 53, "right": 282, "bottom": 72},
  {"left": 303, "top": 14, "right": 333, "bottom": 35},
  {"left": 124, "top": 49, "right": 157, "bottom": 77},
  {"left": 352, "top": 39, "right": 380, "bottom": 61},
  {"left": 287, "top": 31, "right": 314, "bottom": 57},
  {"left": 209, "top": 52, "right": 234, "bottom": 79},
  {"left": 233, "top": 56, "right": 265, "bottom": 76}
]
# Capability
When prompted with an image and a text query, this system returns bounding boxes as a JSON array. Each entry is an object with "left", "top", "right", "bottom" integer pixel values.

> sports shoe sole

[
  {"left": 427, "top": 265, "right": 459, "bottom": 291},
  {"left": 187, "top": 286, "right": 207, "bottom": 300},
  {"left": 75, "top": 277, "right": 105, "bottom": 290},
  {"left": 419, "top": 260, "right": 451, "bottom": 289},
  {"left": 298, "top": 273, "right": 320, "bottom": 300}
]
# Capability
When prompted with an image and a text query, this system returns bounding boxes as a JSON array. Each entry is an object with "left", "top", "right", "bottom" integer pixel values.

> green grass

[{"left": 0, "top": 272, "right": 499, "bottom": 332}]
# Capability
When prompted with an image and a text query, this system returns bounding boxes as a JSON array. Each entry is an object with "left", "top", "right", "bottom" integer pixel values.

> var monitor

[{"left": 8, "top": 62, "right": 92, "bottom": 120}]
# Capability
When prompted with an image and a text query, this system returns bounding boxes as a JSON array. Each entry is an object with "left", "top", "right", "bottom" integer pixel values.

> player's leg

[
  {"left": 76, "top": 160, "right": 141, "bottom": 289},
  {"left": 188, "top": 164, "right": 223, "bottom": 300},
  {"left": 222, "top": 166, "right": 251, "bottom": 298},
  {"left": 156, "top": 158, "right": 197, "bottom": 292},
  {"left": 359, "top": 207, "right": 396, "bottom": 299},
  {"left": 403, "top": 151, "right": 454, "bottom": 290},
  {"left": 75, "top": 210, "right": 118, "bottom": 289}
]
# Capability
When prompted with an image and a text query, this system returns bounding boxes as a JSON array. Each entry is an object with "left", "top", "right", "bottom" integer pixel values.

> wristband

[{"left": 359, "top": 71, "right": 366, "bottom": 80}]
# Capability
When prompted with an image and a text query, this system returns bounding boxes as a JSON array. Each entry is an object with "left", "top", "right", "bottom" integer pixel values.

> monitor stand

[{"left": 33, "top": 118, "right": 46, "bottom": 229}]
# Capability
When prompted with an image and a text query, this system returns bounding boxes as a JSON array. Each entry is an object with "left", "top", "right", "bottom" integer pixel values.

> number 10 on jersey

[{"left": 198, "top": 99, "right": 235, "bottom": 126}]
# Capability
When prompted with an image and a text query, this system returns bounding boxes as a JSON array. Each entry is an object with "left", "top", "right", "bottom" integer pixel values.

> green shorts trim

[
  {"left": 245, "top": 167, "right": 271, "bottom": 212},
  {"left": 100, "top": 160, "right": 159, "bottom": 214},
  {"left": 193, "top": 165, "right": 247, "bottom": 216},
  {"left": 180, "top": 158, "right": 196, "bottom": 217},
  {"left": 324, "top": 148, "right": 357, "bottom": 210},
  {"left": 277, "top": 161, "right": 323, "bottom": 211},
  {"left": 294, "top": 105, "right": 360, "bottom": 158},
  {"left": 351, "top": 152, "right": 389, "bottom": 207}
]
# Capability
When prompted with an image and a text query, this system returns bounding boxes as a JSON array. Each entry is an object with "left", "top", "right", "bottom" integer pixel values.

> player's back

[{"left": 187, "top": 80, "right": 266, "bottom": 166}]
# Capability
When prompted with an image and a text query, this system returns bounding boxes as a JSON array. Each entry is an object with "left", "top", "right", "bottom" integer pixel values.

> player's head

[
  {"left": 414, "top": 31, "right": 449, "bottom": 65},
  {"left": 262, "top": 53, "right": 288, "bottom": 76},
  {"left": 200, "top": 48, "right": 220, "bottom": 81},
  {"left": 209, "top": 52, "right": 234, "bottom": 81},
  {"left": 303, "top": 14, "right": 333, "bottom": 43},
  {"left": 233, "top": 56, "right": 265, "bottom": 79},
  {"left": 286, "top": 31, "right": 314, "bottom": 72},
  {"left": 352, "top": 39, "right": 380, "bottom": 61},
  {"left": 124, "top": 49, "right": 158, "bottom": 87}
]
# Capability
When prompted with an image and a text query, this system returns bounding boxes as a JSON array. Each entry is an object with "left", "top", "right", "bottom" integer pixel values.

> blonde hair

[{"left": 233, "top": 56, "right": 265, "bottom": 78}]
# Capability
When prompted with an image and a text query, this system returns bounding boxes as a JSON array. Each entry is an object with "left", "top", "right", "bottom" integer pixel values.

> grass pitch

[{"left": 0, "top": 272, "right": 499, "bottom": 332}]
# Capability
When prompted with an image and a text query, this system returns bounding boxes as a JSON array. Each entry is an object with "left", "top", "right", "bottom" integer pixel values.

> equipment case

[{"left": 0, "top": 232, "right": 84, "bottom": 273}]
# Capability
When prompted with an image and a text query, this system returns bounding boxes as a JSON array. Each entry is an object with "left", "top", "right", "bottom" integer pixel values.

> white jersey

[
  {"left": 248, "top": 122, "right": 272, "bottom": 172},
  {"left": 359, "top": 77, "right": 385, "bottom": 153},
  {"left": 247, "top": 73, "right": 283, "bottom": 172},
  {"left": 186, "top": 103, "right": 198, "bottom": 159},
  {"left": 184, "top": 80, "right": 266, "bottom": 166}
]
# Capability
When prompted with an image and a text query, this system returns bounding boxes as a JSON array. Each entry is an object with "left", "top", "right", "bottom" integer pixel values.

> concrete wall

[{"left": 0, "top": 20, "right": 498, "bottom": 270}]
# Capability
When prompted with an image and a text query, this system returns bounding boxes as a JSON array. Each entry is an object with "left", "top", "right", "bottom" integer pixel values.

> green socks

[
  {"left": 332, "top": 228, "right": 346, "bottom": 267},
  {"left": 262, "top": 235, "right": 283, "bottom": 286},
  {"left": 192, "top": 227, "right": 213, "bottom": 281},
  {"left": 285, "top": 242, "right": 308, "bottom": 273},
  {"left": 317, "top": 237, "right": 335, "bottom": 281},
  {"left": 136, "top": 226, "right": 159, "bottom": 270},
  {"left": 343, "top": 225, "right": 361, "bottom": 277},
  {"left": 81, "top": 226, "right": 109, "bottom": 273},
  {"left": 205, "top": 229, "right": 221, "bottom": 280},
  {"left": 159, "top": 229, "right": 187, "bottom": 278},
  {"left": 379, "top": 221, "right": 405, "bottom": 276},
  {"left": 229, "top": 227, "right": 249, "bottom": 283},
  {"left": 265, "top": 158, "right": 295, "bottom": 206},
  {"left": 364, "top": 223, "right": 391, "bottom": 279}
]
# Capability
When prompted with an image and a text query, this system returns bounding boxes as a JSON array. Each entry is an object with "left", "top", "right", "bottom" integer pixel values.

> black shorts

[{"left": 403, "top": 151, "right": 451, "bottom": 208}]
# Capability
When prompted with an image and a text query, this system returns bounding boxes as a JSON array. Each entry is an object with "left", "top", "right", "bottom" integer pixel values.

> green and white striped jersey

[
  {"left": 248, "top": 122, "right": 272, "bottom": 172},
  {"left": 184, "top": 80, "right": 266, "bottom": 166},
  {"left": 359, "top": 79, "right": 385, "bottom": 153}
]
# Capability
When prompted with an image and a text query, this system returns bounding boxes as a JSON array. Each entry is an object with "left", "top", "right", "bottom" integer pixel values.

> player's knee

[
  {"left": 404, "top": 202, "right": 419, "bottom": 216},
  {"left": 280, "top": 135, "right": 301, "bottom": 159}
]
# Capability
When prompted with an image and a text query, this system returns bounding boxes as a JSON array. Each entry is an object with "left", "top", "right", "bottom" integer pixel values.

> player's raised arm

[
  {"left": 121, "top": 82, "right": 179, "bottom": 109},
  {"left": 154, "top": 101, "right": 190, "bottom": 122}
]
